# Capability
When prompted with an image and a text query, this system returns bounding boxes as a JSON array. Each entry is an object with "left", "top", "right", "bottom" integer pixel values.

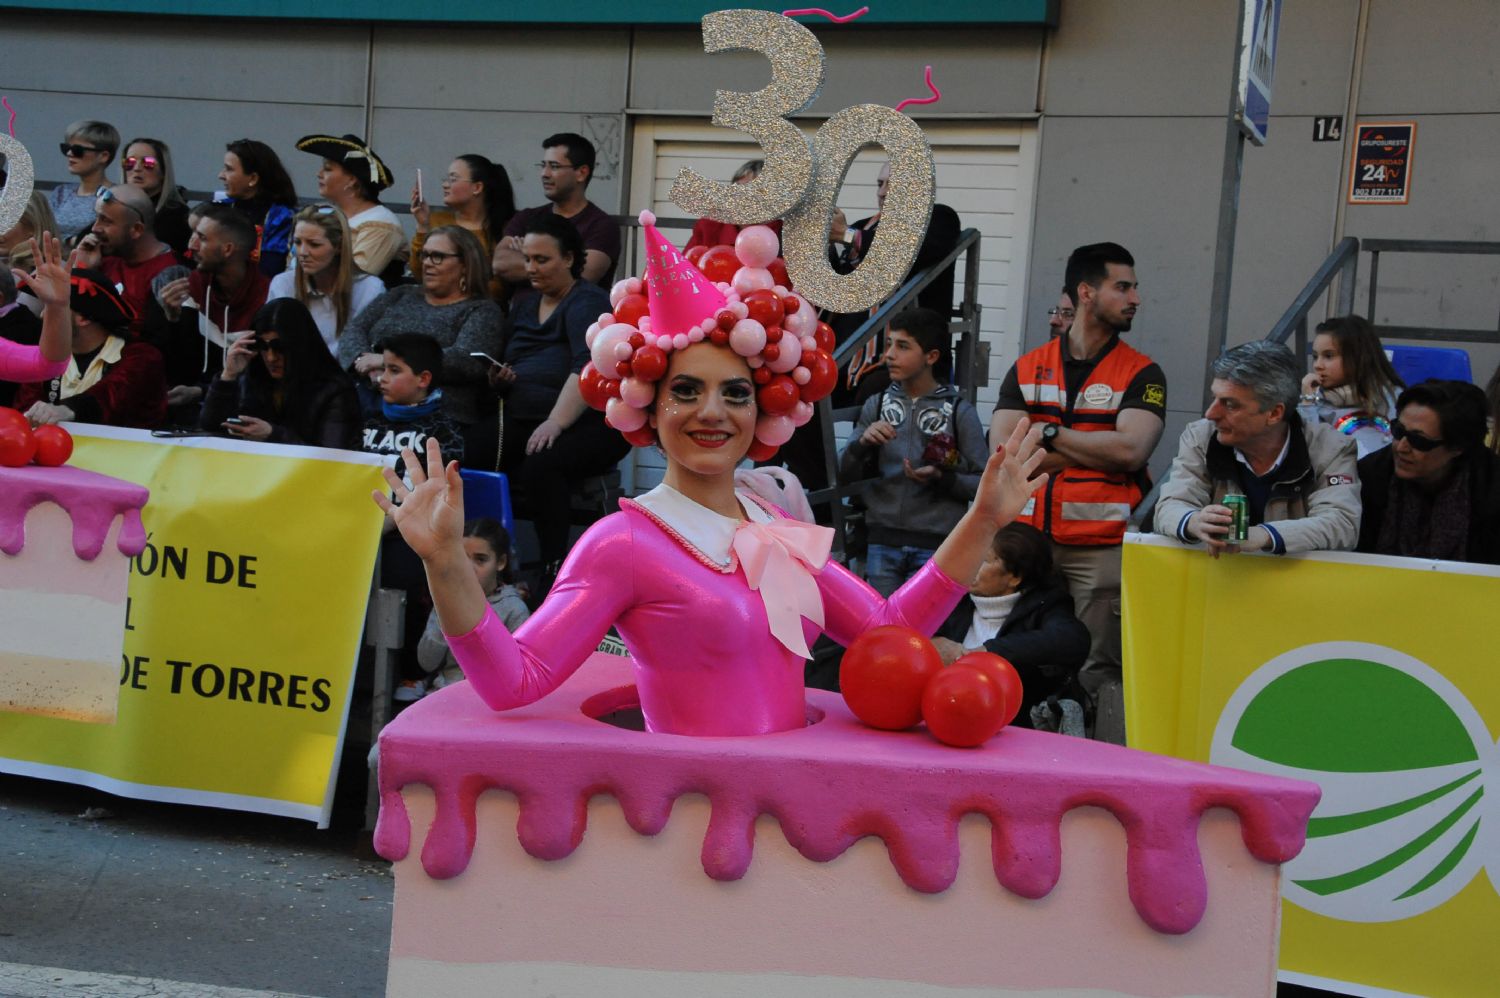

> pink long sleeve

[
  {"left": 445, "top": 505, "right": 968, "bottom": 736},
  {"left": 0, "top": 338, "right": 67, "bottom": 384}
]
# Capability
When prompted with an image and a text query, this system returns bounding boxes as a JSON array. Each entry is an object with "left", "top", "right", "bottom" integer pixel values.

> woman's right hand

[
  {"left": 374, "top": 436, "right": 466, "bottom": 562},
  {"left": 222, "top": 334, "right": 256, "bottom": 380},
  {"left": 354, "top": 351, "right": 384, "bottom": 377},
  {"left": 410, "top": 182, "right": 430, "bottom": 230}
]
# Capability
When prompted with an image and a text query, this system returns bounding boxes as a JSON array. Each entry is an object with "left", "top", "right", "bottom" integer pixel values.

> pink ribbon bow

[{"left": 731, "top": 517, "right": 834, "bottom": 659}]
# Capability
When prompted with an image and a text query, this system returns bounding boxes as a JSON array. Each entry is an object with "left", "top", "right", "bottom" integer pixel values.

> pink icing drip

[
  {"left": 376, "top": 656, "right": 1319, "bottom": 936},
  {"left": 0, "top": 465, "right": 150, "bottom": 560}
]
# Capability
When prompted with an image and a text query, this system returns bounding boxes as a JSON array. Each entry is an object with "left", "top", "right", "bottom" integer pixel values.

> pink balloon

[
  {"left": 606, "top": 397, "right": 647, "bottom": 432},
  {"left": 732, "top": 267, "right": 775, "bottom": 295},
  {"left": 590, "top": 323, "right": 635, "bottom": 373},
  {"left": 619, "top": 377, "right": 655, "bottom": 408},
  {"left": 609, "top": 280, "right": 632, "bottom": 309},
  {"left": 766, "top": 329, "right": 801, "bottom": 373},
  {"left": 729, "top": 300, "right": 750, "bottom": 320},
  {"left": 729, "top": 318, "right": 767, "bottom": 357},
  {"left": 755, "top": 413, "right": 795, "bottom": 446},
  {"left": 734, "top": 225, "right": 780, "bottom": 269},
  {"left": 783, "top": 302, "right": 815, "bottom": 336},
  {"left": 791, "top": 401, "right": 814, "bottom": 427},
  {"left": 792, "top": 365, "right": 811, "bottom": 385},
  {"left": 584, "top": 322, "right": 601, "bottom": 349}
]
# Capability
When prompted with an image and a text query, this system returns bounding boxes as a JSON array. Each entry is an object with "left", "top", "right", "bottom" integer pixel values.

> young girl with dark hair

[
  {"left": 1298, "top": 314, "right": 1405, "bottom": 458},
  {"left": 416, "top": 518, "right": 530, "bottom": 692},
  {"left": 199, "top": 297, "right": 361, "bottom": 448}
]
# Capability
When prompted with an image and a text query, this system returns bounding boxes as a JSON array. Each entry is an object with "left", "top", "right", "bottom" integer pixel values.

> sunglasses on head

[
  {"left": 61, "top": 142, "right": 101, "bottom": 157},
  {"left": 122, "top": 155, "right": 160, "bottom": 171},
  {"left": 1391, "top": 419, "right": 1446, "bottom": 452},
  {"left": 96, "top": 187, "right": 144, "bottom": 223}
]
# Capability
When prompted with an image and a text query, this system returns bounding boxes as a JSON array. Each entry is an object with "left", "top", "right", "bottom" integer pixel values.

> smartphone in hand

[{"left": 470, "top": 351, "right": 503, "bottom": 367}]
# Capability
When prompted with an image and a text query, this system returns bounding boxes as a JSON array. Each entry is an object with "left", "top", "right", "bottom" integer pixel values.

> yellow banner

[
  {"left": 0, "top": 427, "right": 387, "bottom": 826},
  {"left": 1123, "top": 534, "right": 1500, "bottom": 997}
]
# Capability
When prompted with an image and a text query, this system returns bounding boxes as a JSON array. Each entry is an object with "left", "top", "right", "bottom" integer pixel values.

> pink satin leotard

[
  {"left": 0, "top": 337, "right": 67, "bottom": 384},
  {"left": 447, "top": 496, "right": 967, "bottom": 736}
]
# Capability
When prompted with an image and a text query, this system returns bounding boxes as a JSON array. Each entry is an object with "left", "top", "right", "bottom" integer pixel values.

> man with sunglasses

[
  {"left": 74, "top": 185, "right": 178, "bottom": 337},
  {"left": 1356, "top": 380, "right": 1500, "bottom": 564},
  {"left": 1155, "top": 339, "right": 1360, "bottom": 556}
]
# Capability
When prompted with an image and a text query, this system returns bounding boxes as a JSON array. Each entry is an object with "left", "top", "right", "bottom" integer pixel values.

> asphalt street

[{"left": 0, "top": 774, "right": 391, "bottom": 997}]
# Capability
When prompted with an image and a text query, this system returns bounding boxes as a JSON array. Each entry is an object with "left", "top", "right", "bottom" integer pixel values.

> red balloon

[
  {"left": 952, "top": 651, "right": 1023, "bottom": 727},
  {"left": 762, "top": 343, "right": 780, "bottom": 363},
  {"left": 742, "top": 289, "right": 784, "bottom": 328},
  {"left": 922, "top": 666, "right": 1008, "bottom": 747},
  {"left": 579, "top": 363, "right": 613, "bottom": 410},
  {"left": 31, "top": 424, "right": 73, "bottom": 467},
  {"left": 840, "top": 625, "right": 943, "bottom": 730},
  {"left": 746, "top": 438, "right": 779, "bottom": 462},
  {"left": 781, "top": 293, "right": 801, "bottom": 314},
  {"left": 800, "top": 349, "right": 839, "bottom": 404},
  {"left": 0, "top": 407, "right": 27, "bottom": 436},
  {"left": 614, "top": 294, "right": 649, "bottom": 328},
  {"left": 622, "top": 426, "right": 657, "bottom": 448},
  {"left": 698, "top": 245, "right": 739, "bottom": 284},
  {"left": 752, "top": 367, "right": 772, "bottom": 385},
  {"left": 757, "top": 374, "right": 798, "bottom": 415},
  {"left": 768, "top": 257, "right": 790, "bottom": 290},
  {"left": 814, "top": 321, "right": 836, "bottom": 354},
  {"left": 685, "top": 245, "right": 708, "bottom": 264},
  {"left": 0, "top": 420, "right": 36, "bottom": 468},
  {"left": 631, "top": 344, "right": 668, "bottom": 382},
  {"left": 716, "top": 309, "right": 737, "bottom": 331},
  {"left": 709, "top": 328, "right": 730, "bottom": 346},
  {"left": 764, "top": 325, "right": 782, "bottom": 343}
]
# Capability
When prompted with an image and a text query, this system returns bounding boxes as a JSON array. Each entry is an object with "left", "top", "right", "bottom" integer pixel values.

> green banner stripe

[
  {"left": 1306, "top": 769, "right": 1482, "bottom": 838},
  {"left": 1294, "top": 787, "right": 1484, "bottom": 897},
  {"left": 1396, "top": 818, "right": 1481, "bottom": 901}
]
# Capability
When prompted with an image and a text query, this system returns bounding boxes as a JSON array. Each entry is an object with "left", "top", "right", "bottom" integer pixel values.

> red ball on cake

[
  {"left": 0, "top": 417, "right": 36, "bottom": 468},
  {"left": 952, "top": 651, "right": 1024, "bottom": 727},
  {"left": 921, "top": 666, "right": 1009, "bottom": 748},
  {"left": 840, "top": 625, "right": 943, "bottom": 731},
  {"left": 32, "top": 425, "right": 74, "bottom": 467}
]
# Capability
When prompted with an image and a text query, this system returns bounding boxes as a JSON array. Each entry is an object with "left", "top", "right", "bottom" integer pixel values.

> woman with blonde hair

[
  {"left": 118, "top": 136, "right": 192, "bottom": 256},
  {"left": 267, "top": 204, "right": 383, "bottom": 355},
  {"left": 0, "top": 191, "right": 59, "bottom": 282}
]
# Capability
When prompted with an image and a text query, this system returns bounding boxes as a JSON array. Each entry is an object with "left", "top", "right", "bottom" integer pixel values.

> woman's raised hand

[
  {"left": 17, "top": 233, "right": 73, "bottom": 308},
  {"left": 974, "top": 416, "right": 1048, "bottom": 529},
  {"left": 372, "top": 436, "right": 466, "bottom": 561},
  {"left": 221, "top": 333, "right": 256, "bottom": 380}
]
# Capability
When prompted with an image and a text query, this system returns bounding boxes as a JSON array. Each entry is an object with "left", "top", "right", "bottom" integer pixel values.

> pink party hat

[{"left": 639, "top": 210, "right": 727, "bottom": 336}]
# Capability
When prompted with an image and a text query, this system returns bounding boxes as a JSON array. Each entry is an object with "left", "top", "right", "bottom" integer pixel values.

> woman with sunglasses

[
  {"left": 119, "top": 137, "right": 192, "bottom": 257},
  {"left": 339, "top": 226, "right": 501, "bottom": 436},
  {"left": 1357, "top": 379, "right": 1500, "bottom": 565},
  {"left": 201, "top": 298, "right": 360, "bottom": 448},
  {"left": 218, "top": 139, "right": 299, "bottom": 279},
  {"left": 266, "top": 205, "right": 383, "bottom": 355},
  {"left": 51, "top": 120, "right": 120, "bottom": 241}
]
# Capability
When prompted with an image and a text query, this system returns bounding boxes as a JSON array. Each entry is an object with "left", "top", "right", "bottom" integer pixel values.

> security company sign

[{"left": 1349, "top": 122, "right": 1416, "bottom": 204}]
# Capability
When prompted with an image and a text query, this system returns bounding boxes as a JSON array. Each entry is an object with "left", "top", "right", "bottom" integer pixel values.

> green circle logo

[{"left": 1211, "top": 642, "right": 1499, "bottom": 922}]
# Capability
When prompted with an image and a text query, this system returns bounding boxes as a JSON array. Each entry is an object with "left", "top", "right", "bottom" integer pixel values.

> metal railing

[
  {"left": 1363, "top": 238, "right": 1500, "bottom": 345},
  {"left": 1265, "top": 236, "right": 1359, "bottom": 358}
]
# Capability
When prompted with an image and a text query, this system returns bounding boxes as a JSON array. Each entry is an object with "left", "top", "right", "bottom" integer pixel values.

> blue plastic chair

[
  {"left": 1385, "top": 345, "right": 1473, "bottom": 387},
  {"left": 458, "top": 469, "right": 516, "bottom": 539}
]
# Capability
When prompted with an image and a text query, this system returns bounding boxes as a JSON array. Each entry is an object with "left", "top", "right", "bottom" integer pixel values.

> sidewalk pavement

[{"left": 0, "top": 774, "right": 391, "bottom": 998}]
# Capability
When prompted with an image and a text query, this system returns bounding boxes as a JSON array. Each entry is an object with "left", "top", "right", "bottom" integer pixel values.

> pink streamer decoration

[
  {"left": 2, "top": 98, "right": 15, "bottom": 138},
  {"left": 894, "top": 65, "right": 942, "bottom": 114},
  {"left": 781, "top": 6, "right": 870, "bottom": 22}
]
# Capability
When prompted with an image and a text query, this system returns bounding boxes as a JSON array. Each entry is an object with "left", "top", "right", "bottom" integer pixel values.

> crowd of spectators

[{"left": 5, "top": 115, "right": 1500, "bottom": 728}]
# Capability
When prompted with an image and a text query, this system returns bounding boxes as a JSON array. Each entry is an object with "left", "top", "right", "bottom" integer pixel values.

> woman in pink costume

[
  {"left": 377, "top": 217, "right": 1048, "bottom": 737},
  {"left": 2, "top": 233, "right": 72, "bottom": 385}
]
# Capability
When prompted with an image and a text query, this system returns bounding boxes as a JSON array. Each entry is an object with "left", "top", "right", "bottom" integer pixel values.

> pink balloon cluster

[{"left": 578, "top": 224, "right": 840, "bottom": 460}]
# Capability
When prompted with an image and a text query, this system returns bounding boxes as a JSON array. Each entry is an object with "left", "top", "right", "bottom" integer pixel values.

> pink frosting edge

[
  {"left": 375, "top": 653, "right": 1320, "bottom": 936},
  {"left": 0, "top": 465, "right": 150, "bottom": 560}
]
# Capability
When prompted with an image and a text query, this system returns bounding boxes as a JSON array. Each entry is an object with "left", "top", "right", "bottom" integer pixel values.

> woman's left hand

[
  {"left": 526, "top": 418, "right": 563, "bottom": 454},
  {"left": 973, "top": 416, "right": 1048, "bottom": 528},
  {"left": 227, "top": 415, "right": 273, "bottom": 441}
]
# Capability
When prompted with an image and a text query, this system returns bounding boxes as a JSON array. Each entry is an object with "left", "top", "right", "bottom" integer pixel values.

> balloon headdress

[{"left": 579, "top": 211, "right": 839, "bottom": 461}]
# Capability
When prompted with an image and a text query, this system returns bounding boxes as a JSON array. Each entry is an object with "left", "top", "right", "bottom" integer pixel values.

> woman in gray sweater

[{"left": 339, "top": 225, "right": 501, "bottom": 434}]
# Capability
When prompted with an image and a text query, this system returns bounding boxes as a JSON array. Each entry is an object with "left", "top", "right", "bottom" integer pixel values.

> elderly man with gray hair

[{"left": 1154, "top": 340, "right": 1360, "bottom": 555}]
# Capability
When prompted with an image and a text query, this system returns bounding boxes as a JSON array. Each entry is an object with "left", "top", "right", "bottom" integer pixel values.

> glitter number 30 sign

[
  {"left": 0, "top": 132, "right": 35, "bottom": 237},
  {"left": 669, "top": 9, "right": 936, "bottom": 314}
]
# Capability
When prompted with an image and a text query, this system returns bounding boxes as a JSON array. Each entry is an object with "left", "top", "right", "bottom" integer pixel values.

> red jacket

[{"left": 14, "top": 335, "right": 168, "bottom": 428}]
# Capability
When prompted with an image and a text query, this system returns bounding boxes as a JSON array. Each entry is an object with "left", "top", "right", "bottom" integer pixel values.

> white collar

[{"left": 632, "top": 483, "right": 773, "bottom": 567}]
